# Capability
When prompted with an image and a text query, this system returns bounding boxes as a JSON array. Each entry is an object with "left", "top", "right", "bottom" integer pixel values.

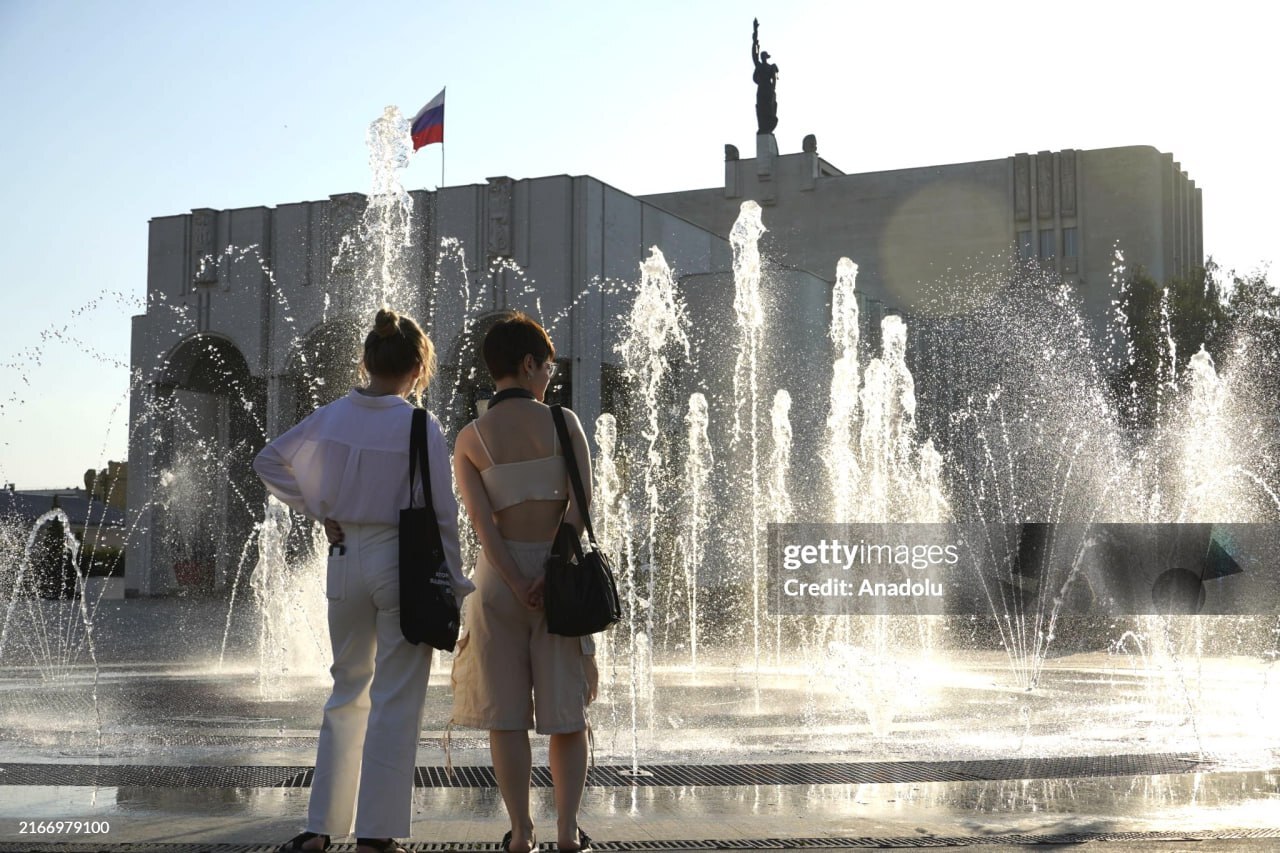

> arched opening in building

[
  {"left": 288, "top": 319, "right": 365, "bottom": 425},
  {"left": 266, "top": 319, "right": 367, "bottom": 564},
  {"left": 153, "top": 334, "right": 265, "bottom": 594}
]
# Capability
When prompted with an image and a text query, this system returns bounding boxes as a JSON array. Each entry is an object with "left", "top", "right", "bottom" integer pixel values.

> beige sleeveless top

[{"left": 468, "top": 417, "right": 569, "bottom": 512}]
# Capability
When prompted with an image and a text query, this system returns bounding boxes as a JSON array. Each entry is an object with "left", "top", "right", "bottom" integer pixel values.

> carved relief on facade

[
  {"left": 486, "top": 176, "right": 515, "bottom": 259},
  {"left": 1014, "top": 154, "right": 1031, "bottom": 222},
  {"left": 1059, "top": 149, "right": 1077, "bottom": 217},
  {"left": 1036, "top": 151, "right": 1054, "bottom": 220},
  {"left": 192, "top": 209, "right": 218, "bottom": 285}
]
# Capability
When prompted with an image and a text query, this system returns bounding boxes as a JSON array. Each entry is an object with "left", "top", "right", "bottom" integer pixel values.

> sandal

[
  {"left": 501, "top": 829, "right": 537, "bottom": 853},
  {"left": 559, "top": 828, "right": 592, "bottom": 853},
  {"left": 278, "top": 831, "right": 330, "bottom": 852},
  {"left": 356, "top": 839, "right": 408, "bottom": 853}
]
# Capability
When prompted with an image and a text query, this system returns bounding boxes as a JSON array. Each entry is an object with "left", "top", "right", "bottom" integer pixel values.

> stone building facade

[
  {"left": 125, "top": 167, "right": 830, "bottom": 595},
  {"left": 125, "top": 136, "right": 1201, "bottom": 596},
  {"left": 643, "top": 140, "right": 1202, "bottom": 342}
]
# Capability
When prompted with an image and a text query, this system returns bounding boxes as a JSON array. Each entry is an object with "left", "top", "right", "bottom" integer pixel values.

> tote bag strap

[
  {"left": 408, "top": 408, "right": 435, "bottom": 514},
  {"left": 550, "top": 405, "right": 598, "bottom": 547}
]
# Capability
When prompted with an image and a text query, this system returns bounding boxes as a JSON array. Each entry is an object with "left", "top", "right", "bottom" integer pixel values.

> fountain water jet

[
  {"left": 248, "top": 496, "right": 329, "bottom": 698},
  {"left": 825, "top": 258, "right": 862, "bottom": 525},
  {"left": 729, "top": 202, "right": 769, "bottom": 672},
  {"left": 768, "top": 390, "right": 793, "bottom": 666},
  {"left": 678, "top": 394, "right": 713, "bottom": 671},
  {"left": 617, "top": 247, "right": 690, "bottom": 702}
]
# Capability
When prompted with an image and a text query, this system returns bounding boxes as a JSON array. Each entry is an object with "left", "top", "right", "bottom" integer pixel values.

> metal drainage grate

[
  {"left": 3, "top": 828, "right": 1280, "bottom": 852},
  {"left": 0, "top": 763, "right": 311, "bottom": 788},
  {"left": 0, "top": 752, "right": 1216, "bottom": 789}
]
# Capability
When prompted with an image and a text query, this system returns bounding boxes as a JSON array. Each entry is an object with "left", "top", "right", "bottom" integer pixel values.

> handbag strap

[
  {"left": 408, "top": 408, "right": 435, "bottom": 513},
  {"left": 550, "top": 405, "right": 598, "bottom": 547}
]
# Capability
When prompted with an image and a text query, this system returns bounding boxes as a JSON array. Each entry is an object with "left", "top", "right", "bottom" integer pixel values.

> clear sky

[{"left": 0, "top": 0, "right": 1274, "bottom": 489}]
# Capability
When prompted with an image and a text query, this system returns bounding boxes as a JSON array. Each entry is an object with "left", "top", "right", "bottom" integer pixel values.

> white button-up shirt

[{"left": 253, "top": 388, "right": 472, "bottom": 597}]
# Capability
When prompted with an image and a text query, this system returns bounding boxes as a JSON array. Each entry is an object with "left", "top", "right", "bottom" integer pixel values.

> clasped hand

[{"left": 515, "top": 574, "right": 545, "bottom": 611}]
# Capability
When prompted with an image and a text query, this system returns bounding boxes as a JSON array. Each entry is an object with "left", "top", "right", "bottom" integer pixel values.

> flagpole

[{"left": 441, "top": 143, "right": 446, "bottom": 191}]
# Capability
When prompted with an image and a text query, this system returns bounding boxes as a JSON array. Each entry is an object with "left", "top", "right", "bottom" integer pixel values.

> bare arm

[
  {"left": 562, "top": 409, "right": 599, "bottom": 656},
  {"left": 561, "top": 408, "right": 593, "bottom": 535}
]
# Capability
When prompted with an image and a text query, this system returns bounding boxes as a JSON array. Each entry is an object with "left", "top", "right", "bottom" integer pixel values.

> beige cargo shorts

[{"left": 450, "top": 539, "right": 590, "bottom": 734}]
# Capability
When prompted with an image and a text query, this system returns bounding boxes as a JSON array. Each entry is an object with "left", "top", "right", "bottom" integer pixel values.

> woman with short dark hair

[{"left": 450, "top": 311, "right": 598, "bottom": 853}]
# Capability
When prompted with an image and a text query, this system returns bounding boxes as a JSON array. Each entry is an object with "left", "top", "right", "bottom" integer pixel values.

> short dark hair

[
  {"left": 361, "top": 308, "right": 436, "bottom": 395},
  {"left": 483, "top": 311, "right": 555, "bottom": 380}
]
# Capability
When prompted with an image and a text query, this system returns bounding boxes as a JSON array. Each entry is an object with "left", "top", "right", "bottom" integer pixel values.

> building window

[
  {"left": 1039, "top": 229, "right": 1056, "bottom": 259},
  {"left": 1063, "top": 227, "right": 1078, "bottom": 258},
  {"left": 1017, "top": 231, "right": 1034, "bottom": 261}
]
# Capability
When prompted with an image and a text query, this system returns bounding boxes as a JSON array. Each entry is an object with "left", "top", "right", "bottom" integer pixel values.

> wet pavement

[{"left": 1, "top": 597, "right": 1278, "bottom": 849}]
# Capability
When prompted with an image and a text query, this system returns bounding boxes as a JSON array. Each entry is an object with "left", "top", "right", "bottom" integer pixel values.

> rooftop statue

[{"left": 752, "top": 18, "right": 779, "bottom": 134}]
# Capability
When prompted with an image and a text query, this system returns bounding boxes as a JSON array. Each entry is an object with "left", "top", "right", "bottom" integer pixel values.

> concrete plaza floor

[{"left": 1, "top": 597, "right": 1277, "bottom": 851}]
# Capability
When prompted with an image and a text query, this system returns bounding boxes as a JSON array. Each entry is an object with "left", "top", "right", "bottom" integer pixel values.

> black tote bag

[
  {"left": 399, "top": 408, "right": 460, "bottom": 651},
  {"left": 544, "top": 405, "right": 622, "bottom": 637}
]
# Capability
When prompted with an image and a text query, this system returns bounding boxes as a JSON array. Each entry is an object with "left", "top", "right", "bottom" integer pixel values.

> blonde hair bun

[
  {"left": 362, "top": 307, "right": 437, "bottom": 395},
  {"left": 374, "top": 308, "right": 401, "bottom": 338}
]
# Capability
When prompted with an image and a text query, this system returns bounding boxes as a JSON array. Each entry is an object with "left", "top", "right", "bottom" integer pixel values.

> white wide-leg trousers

[{"left": 307, "top": 521, "right": 432, "bottom": 839}]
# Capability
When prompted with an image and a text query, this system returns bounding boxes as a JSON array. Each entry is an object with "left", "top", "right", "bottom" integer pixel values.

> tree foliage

[
  {"left": 1212, "top": 262, "right": 1280, "bottom": 415},
  {"left": 1214, "top": 263, "right": 1280, "bottom": 361},
  {"left": 1169, "top": 261, "right": 1228, "bottom": 367},
  {"left": 1111, "top": 259, "right": 1274, "bottom": 428},
  {"left": 1111, "top": 265, "right": 1163, "bottom": 428}
]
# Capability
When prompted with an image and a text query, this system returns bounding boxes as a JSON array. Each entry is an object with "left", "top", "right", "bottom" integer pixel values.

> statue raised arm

[{"left": 752, "top": 18, "right": 779, "bottom": 134}]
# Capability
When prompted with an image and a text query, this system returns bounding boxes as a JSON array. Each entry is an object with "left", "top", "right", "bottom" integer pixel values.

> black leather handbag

[
  {"left": 399, "top": 408, "right": 460, "bottom": 651},
  {"left": 544, "top": 405, "right": 622, "bottom": 637}
]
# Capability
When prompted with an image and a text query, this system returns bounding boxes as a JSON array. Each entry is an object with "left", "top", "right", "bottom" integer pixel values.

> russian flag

[{"left": 411, "top": 88, "right": 445, "bottom": 150}]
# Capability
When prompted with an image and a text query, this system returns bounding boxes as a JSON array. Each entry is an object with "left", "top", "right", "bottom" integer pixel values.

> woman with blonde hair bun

[{"left": 256, "top": 308, "right": 474, "bottom": 853}]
